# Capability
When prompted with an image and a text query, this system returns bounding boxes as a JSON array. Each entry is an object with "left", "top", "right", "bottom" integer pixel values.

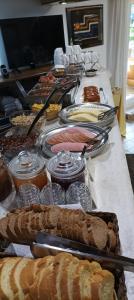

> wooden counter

[{"left": 0, "top": 65, "right": 52, "bottom": 87}]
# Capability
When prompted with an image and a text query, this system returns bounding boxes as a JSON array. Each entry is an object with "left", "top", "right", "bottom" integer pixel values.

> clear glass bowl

[{"left": 10, "top": 110, "right": 46, "bottom": 133}]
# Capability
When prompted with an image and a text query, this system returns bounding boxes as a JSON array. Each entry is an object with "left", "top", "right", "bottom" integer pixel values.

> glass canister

[
  {"left": 0, "top": 155, "right": 12, "bottom": 202},
  {"left": 8, "top": 150, "right": 48, "bottom": 190},
  {"left": 47, "top": 151, "right": 85, "bottom": 191}
]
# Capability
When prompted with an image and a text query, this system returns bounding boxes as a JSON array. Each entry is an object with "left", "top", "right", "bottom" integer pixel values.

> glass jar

[
  {"left": 0, "top": 156, "right": 12, "bottom": 202},
  {"left": 8, "top": 151, "right": 48, "bottom": 190},
  {"left": 47, "top": 151, "right": 85, "bottom": 191}
]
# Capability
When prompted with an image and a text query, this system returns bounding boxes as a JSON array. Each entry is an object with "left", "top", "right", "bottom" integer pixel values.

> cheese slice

[
  {"left": 68, "top": 113, "right": 98, "bottom": 122},
  {"left": 68, "top": 108, "right": 109, "bottom": 119}
]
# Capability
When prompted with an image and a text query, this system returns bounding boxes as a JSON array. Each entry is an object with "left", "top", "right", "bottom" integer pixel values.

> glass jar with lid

[
  {"left": 9, "top": 150, "right": 48, "bottom": 190},
  {"left": 0, "top": 155, "right": 12, "bottom": 202},
  {"left": 47, "top": 151, "right": 85, "bottom": 191}
]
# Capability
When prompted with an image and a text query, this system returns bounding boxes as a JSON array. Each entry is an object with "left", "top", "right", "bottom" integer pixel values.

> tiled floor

[{"left": 122, "top": 121, "right": 134, "bottom": 153}]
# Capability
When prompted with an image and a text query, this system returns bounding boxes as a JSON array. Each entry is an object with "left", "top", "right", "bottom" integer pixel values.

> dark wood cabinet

[{"left": 0, "top": 65, "right": 52, "bottom": 111}]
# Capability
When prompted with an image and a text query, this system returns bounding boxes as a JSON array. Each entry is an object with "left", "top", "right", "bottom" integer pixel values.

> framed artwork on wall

[{"left": 66, "top": 5, "right": 103, "bottom": 49}]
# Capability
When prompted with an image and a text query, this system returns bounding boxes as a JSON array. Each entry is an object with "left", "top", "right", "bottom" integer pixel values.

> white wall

[{"left": 0, "top": 0, "right": 109, "bottom": 68}]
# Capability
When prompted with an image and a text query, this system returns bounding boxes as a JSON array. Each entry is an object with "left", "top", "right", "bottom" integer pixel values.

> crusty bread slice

[
  {"left": 0, "top": 257, "right": 21, "bottom": 300},
  {"left": 72, "top": 260, "right": 93, "bottom": 300},
  {"left": 14, "top": 212, "right": 26, "bottom": 239},
  {"left": 87, "top": 216, "right": 108, "bottom": 250},
  {"left": 107, "top": 229, "right": 117, "bottom": 250},
  {"left": 79, "top": 261, "right": 101, "bottom": 300},
  {"left": 63, "top": 257, "right": 79, "bottom": 300},
  {"left": 20, "top": 211, "right": 36, "bottom": 241},
  {"left": 10, "top": 257, "right": 32, "bottom": 300},
  {"left": 30, "top": 212, "right": 41, "bottom": 231},
  {"left": 0, "top": 217, "right": 9, "bottom": 240},
  {"left": 59, "top": 253, "right": 78, "bottom": 300},
  {"left": 6, "top": 214, "right": 19, "bottom": 241},
  {"left": 47, "top": 206, "right": 60, "bottom": 229},
  {"left": 49, "top": 253, "right": 73, "bottom": 300},
  {"left": 58, "top": 208, "right": 85, "bottom": 230},
  {"left": 14, "top": 211, "right": 36, "bottom": 242},
  {"left": 34, "top": 258, "right": 54, "bottom": 300},
  {"left": 40, "top": 206, "right": 59, "bottom": 230},
  {"left": 90, "top": 269, "right": 115, "bottom": 300},
  {"left": 0, "top": 256, "right": 11, "bottom": 298},
  {"left": 20, "top": 258, "right": 49, "bottom": 300},
  {"left": 30, "top": 256, "right": 54, "bottom": 300}
]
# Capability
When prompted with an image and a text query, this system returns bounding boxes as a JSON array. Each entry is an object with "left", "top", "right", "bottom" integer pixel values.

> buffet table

[
  {"left": 75, "top": 71, "right": 134, "bottom": 299},
  {"left": 1, "top": 71, "right": 134, "bottom": 299}
]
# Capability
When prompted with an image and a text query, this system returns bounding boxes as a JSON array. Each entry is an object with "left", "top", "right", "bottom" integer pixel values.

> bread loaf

[
  {"left": 0, "top": 253, "right": 115, "bottom": 300},
  {"left": 0, "top": 205, "right": 116, "bottom": 250}
]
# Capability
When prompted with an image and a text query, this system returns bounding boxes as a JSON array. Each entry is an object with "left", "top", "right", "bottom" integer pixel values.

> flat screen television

[{"left": 0, "top": 15, "right": 65, "bottom": 70}]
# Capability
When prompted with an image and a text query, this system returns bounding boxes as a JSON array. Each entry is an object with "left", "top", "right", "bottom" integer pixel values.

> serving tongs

[
  {"left": 31, "top": 232, "right": 134, "bottom": 273},
  {"left": 27, "top": 78, "right": 79, "bottom": 136},
  {"left": 98, "top": 106, "right": 119, "bottom": 121},
  {"left": 81, "top": 126, "right": 112, "bottom": 157}
]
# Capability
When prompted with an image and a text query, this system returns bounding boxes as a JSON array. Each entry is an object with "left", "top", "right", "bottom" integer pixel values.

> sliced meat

[
  {"left": 51, "top": 142, "right": 90, "bottom": 153},
  {"left": 47, "top": 127, "right": 96, "bottom": 145}
]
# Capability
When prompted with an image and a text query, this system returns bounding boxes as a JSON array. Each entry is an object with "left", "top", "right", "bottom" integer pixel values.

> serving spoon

[{"left": 98, "top": 106, "right": 119, "bottom": 121}]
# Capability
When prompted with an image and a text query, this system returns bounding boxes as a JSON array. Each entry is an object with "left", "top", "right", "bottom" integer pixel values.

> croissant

[{"left": 0, "top": 253, "right": 115, "bottom": 300}]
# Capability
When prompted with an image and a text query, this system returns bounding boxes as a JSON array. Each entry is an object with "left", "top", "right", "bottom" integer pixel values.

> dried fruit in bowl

[
  {"left": 46, "top": 104, "right": 62, "bottom": 121},
  {"left": 32, "top": 103, "right": 44, "bottom": 112}
]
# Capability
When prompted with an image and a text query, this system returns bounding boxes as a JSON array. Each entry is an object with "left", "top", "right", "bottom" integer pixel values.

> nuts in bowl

[{"left": 10, "top": 110, "right": 46, "bottom": 132}]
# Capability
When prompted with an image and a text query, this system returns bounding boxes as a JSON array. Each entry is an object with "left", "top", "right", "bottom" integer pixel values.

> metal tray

[
  {"left": 40, "top": 123, "right": 109, "bottom": 158},
  {"left": 59, "top": 102, "right": 115, "bottom": 128}
]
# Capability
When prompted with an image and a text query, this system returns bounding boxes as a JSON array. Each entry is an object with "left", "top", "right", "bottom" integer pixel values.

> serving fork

[
  {"left": 98, "top": 106, "right": 119, "bottom": 121},
  {"left": 81, "top": 126, "right": 112, "bottom": 157}
]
